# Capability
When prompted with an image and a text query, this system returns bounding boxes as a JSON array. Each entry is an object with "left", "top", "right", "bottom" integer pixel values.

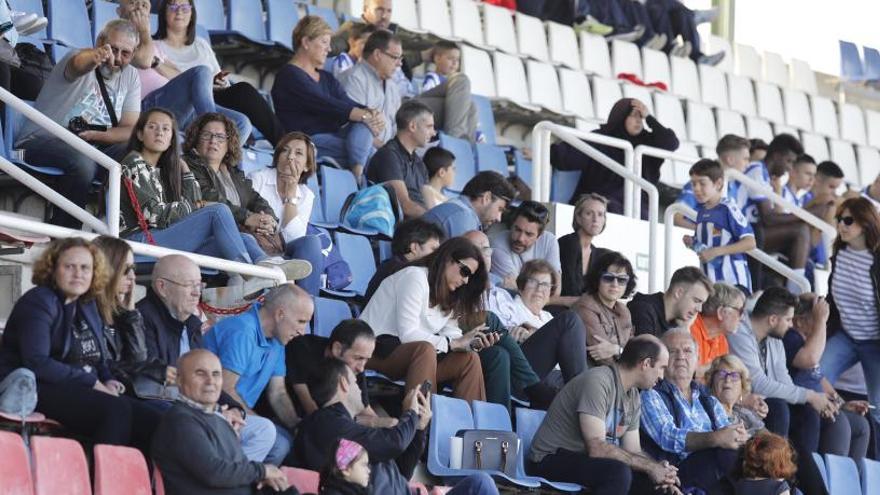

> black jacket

[
  {"left": 558, "top": 232, "right": 611, "bottom": 297},
  {"left": 185, "top": 150, "right": 275, "bottom": 227},
  {"left": 628, "top": 292, "right": 673, "bottom": 337},
  {"left": 105, "top": 308, "right": 148, "bottom": 364},
  {"left": 826, "top": 250, "right": 880, "bottom": 337}
]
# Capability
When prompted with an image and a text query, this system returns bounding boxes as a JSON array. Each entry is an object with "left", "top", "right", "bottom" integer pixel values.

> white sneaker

[
  {"left": 258, "top": 257, "right": 313, "bottom": 281},
  {"left": 11, "top": 12, "right": 46, "bottom": 36}
]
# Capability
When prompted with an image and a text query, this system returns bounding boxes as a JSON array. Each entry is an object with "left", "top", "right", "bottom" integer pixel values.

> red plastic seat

[
  {"left": 281, "top": 466, "right": 319, "bottom": 493},
  {"left": 152, "top": 464, "right": 166, "bottom": 495},
  {"left": 0, "top": 430, "right": 34, "bottom": 495},
  {"left": 31, "top": 436, "right": 91, "bottom": 495},
  {"left": 93, "top": 444, "right": 152, "bottom": 495}
]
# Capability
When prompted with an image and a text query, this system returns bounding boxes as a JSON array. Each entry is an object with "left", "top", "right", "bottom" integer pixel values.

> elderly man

[
  {"left": 152, "top": 350, "right": 295, "bottom": 495},
  {"left": 689, "top": 283, "right": 745, "bottom": 375},
  {"left": 204, "top": 284, "right": 314, "bottom": 464},
  {"left": 138, "top": 255, "right": 278, "bottom": 463},
  {"left": 630, "top": 266, "right": 713, "bottom": 337},
  {"left": 640, "top": 329, "right": 745, "bottom": 492},
  {"left": 16, "top": 19, "right": 141, "bottom": 228}
]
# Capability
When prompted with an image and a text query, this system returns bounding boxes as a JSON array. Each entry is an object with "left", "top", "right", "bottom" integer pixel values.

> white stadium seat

[
  {"left": 547, "top": 21, "right": 581, "bottom": 69},
  {"left": 391, "top": 0, "right": 422, "bottom": 32},
  {"left": 829, "top": 139, "right": 860, "bottom": 185},
  {"left": 735, "top": 44, "right": 762, "bottom": 80},
  {"left": 856, "top": 146, "right": 880, "bottom": 185},
  {"left": 654, "top": 92, "right": 687, "bottom": 140},
  {"left": 418, "top": 0, "right": 453, "bottom": 39},
  {"left": 686, "top": 102, "right": 718, "bottom": 148},
  {"left": 755, "top": 81, "right": 785, "bottom": 124},
  {"left": 867, "top": 110, "right": 880, "bottom": 148},
  {"left": 811, "top": 96, "right": 840, "bottom": 138},
  {"left": 611, "top": 40, "right": 642, "bottom": 79},
  {"left": 789, "top": 58, "right": 818, "bottom": 95},
  {"left": 783, "top": 89, "right": 812, "bottom": 131},
  {"left": 580, "top": 32, "right": 613, "bottom": 78},
  {"left": 559, "top": 68, "right": 595, "bottom": 120},
  {"left": 642, "top": 48, "right": 671, "bottom": 89},
  {"left": 670, "top": 56, "right": 700, "bottom": 102},
  {"left": 746, "top": 117, "right": 773, "bottom": 142},
  {"left": 839, "top": 103, "right": 868, "bottom": 146},
  {"left": 662, "top": 142, "right": 700, "bottom": 188},
  {"left": 727, "top": 74, "right": 757, "bottom": 116},
  {"left": 699, "top": 64, "right": 728, "bottom": 108},
  {"left": 716, "top": 109, "right": 747, "bottom": 138},
  {"left": 592, "top": 76, "right": 623, "bottom": 119},
  {"left": 482, "top": 3, "right": 518, "bottom": 55},
  {"left": 801, "top": 132, "right": 830, "bottom": 162},
  {"left": 494, "top": 51, "right": 532, "bottom": 107},
  {"left": 450, "top": 0, "right": 487, "bottom": 48},
  {"left": 623, "top": 84, "right": 655, "bottom": 114},
  {"left": 515, "top": 12, "right": 549, "bottom": 61},
  {"left": 460, "top": 45, "right": 496, "bottom": 97},
  {"left": 773, "top": 124, "right": 799, "bottom": 138},
  {"left": 763, "top": 51, "right": 788, "bottom": 87},
  {"left": 526, "top": 60, "right": 564, "bottom": 114},
  {"left": 704, "top": 34, "right": 733, "bottom": 73}
]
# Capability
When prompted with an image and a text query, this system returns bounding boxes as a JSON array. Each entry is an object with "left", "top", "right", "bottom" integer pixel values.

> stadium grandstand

[{"left": 0, "top": 0, "right": 879, "bottom": 494}]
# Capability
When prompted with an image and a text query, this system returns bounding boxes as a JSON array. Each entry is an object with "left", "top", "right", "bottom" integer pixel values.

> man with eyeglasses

[
  {"left": 138, "top": 254, "right": 282, "bottom": 464},
  {"left": 15, "top": 19, "right": 142, "bottom": 229},
  {"left": 640, "top": 329, "right": 746, "bottom": 493},
  {"left": 688, "top": 283, "right": 746, "bottom": 378}
]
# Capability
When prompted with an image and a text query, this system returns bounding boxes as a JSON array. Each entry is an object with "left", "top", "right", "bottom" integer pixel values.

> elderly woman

[
  {"left": 0, "top": 238, "right": 160, "bottom": 448},
  {"left": 707, "top": 355, "right": 766, "bottom": 437},
  {"left": 571, "top": 251, "right": 635, "bottom": 367},
  {"left": 558, "top": 193, "right": 611, "bottom": 298}
]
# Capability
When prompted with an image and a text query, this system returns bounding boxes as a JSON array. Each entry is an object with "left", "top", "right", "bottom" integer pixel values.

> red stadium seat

[
  {"left": 0, "top": 430, "right": 34, "bottom": 495},
  {"left": 31, "top": 436, "right": 91, "bottom": 495},
  {"left": 282, "top": 466, "right": 319, "bottom": 493},
  {"left": 93, "top": 444, "right": 152, "bottom": 495},
  {"left": 152, "top": 464, "right": 166, "bottom": 495}
]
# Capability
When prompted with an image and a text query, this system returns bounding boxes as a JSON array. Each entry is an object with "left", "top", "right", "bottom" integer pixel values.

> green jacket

[
  {"left": 185, "top": 150, "right": 275, "bottom": 226},
  {"left": 120, "top": 151, "right": 201, "bottom": 237}
]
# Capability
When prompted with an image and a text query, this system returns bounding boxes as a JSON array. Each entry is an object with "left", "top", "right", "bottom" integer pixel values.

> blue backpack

[{"left": 340, "top": 182, "right": 402, "bottom": 237}]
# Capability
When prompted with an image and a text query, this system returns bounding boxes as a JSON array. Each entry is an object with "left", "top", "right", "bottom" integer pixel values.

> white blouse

[
  {"left": 360, "top": 266, "right": 463, "bottom": 353},
  {"left": 248, "top": 168, "right": 314, "bottom": 243},
  {"left": 509, "top": 295, "right": 553, "bottom": 329},
  {"left": 156, "top": 37, "right": 222, "bottom": 75}
]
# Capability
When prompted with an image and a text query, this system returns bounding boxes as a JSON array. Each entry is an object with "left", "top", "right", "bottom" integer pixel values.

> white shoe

[
  {"left": 11, "top": 12, "right": 46, "bottom": 36},
  {"left": 258, "top": 257, "right": 313, "bottom": 281}
]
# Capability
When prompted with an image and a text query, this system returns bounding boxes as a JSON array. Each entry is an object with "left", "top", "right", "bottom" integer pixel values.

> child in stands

[
  {"left": 330, "top": 23, "right": 377, "bottom": 78},
  {"left": 421, "top": 40, "right": 460, "bottom": 93},
  {"left": 421, "top": 146, "right": 456, "bottom": 208},
  {"left": 733, "top": 432, "right": 796, "bottom": 495},
  {"left": 683, "top": 159, "right": 756, "bottom": 291},
  {"left": 319, "top": 438, "right": 371, "bottom": 495}
]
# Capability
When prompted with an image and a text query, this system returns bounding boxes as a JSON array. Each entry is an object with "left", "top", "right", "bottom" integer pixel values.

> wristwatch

[
  {"left": 281, "top": 196, "right": 296, "bottom": 205},
  {"left": 150, "top": 55, "right": 162, "bottom": 69}
]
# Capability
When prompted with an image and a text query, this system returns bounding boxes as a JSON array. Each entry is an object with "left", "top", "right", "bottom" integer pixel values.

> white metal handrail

[
  {"left": 0, "top": 86, "right": 121, "bottom": 236},
  {"left": 632, "top": 145, "right": 701, "bottom": 216},
  {"left": 0, "top": 212, "right": 288, "bottom": 283},
  {"left": 532, "top": 121, "right": 661, "bottom": 291},
  {"left": 664, "top": 203, "right": 811, "bottom": 294},
  {"left": 531, "top": 121, "right": 636, "bottom": 217}
]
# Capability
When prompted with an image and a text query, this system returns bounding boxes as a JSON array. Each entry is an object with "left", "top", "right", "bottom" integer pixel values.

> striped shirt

[
  {"left": 738, "top": 161, "right": 770, "bottom": 224},
  {"left": 421, "top": 72, "right": 446, "bottom": 92},
  {"left": 694, "top": 198, "right": 755, "bottom": 291},
  {"left": 831, "top": 247, "right": 879, "bottom": 340},
  {"left": 329, "top": 53, "right": 355, "bottom": 78}
]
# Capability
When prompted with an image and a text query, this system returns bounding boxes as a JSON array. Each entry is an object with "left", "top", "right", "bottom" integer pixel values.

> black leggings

[
  {"left": 520, "top": 310, "right": 588, "bottom": 384},
  {"left": 214, "top": 82, "right": 284, "bottom": 146},
  {"left": 527, "top": 449, "right": 655, "bottom": 495},
  {"left": 37, "top": 382, "right": 161, "bottom": 452}
]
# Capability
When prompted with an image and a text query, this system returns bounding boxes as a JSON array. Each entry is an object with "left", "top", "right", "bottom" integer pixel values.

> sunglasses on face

[
  {"left": 715, "top": 370, "right": 741, "bottom": 382},
  {"left": 600, "top": 273, "right": 630, "bottom": 285},
  {"left": 454, "top": 259, "right": 473, "bottom": 279},
  {"left": 836, "top": 215, "right": 855, "bottom": 226},
  {"left": 168, "top": 4, "right": 193, "bottom": 14}
]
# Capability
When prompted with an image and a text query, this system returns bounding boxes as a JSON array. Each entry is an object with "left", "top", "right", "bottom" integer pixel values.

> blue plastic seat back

[
  {"left": 193, "top": 0, "right": 226, "bottom": 31},
  {"left": 438, "top": 133, "right": 476, "bottom": 192},
  {"left": 313, "top": 297, "right": 352, "bottom": 337},
  {"left": 377, "top": 240, "right": 392, "bottom": 263},
  {"left": 9, "top": 0, "right": 46, "bottom": 40},
  {"left": 429, "top": 395, "right": 475, "bottom": 470},
  {"left": 472, "top": 95, "right": 497, "bottom": 145},
  {"left": 320, "top": 166, "right": 358, "bottom": 223},
  {"left": 92, "top": 0, "right": 118, "bottom": 43},
  {"left": 862, "top": 458, "right": 880, "bottom": 495},
  {"left": 266, "top": 0, "right": 300, "bottom": 50},
  {"left": 515, "top": 408, "right": 546, "bottom": 456},
  {"left": 306, "top": 5, "right": 340, "bottom": 31},
  {"left": 840, "top": 41, "right": 866, "bottom": 82},
  {"left": 513, "top": 149, "right": 533, "bottom": 188},
  {"left": 825, "top": 453, "right": 859, "bottom": 495},
  {"left": 472, "top": 400, "right": 513, "bottom": 431},
  {"left": 47, "top": 0, "right": 91, "bottom": 48},
  {"left": 550, "top": 169, "right": 580, "bottom": 203},
  {"left": 333, "top": 232, "right": 375, "bottom": 296},
  {"left": 305, "top": 174, "right": 327, "bottom": 222},
  {"left": 228, "top": 0, "right": 269, "bottom": 43},
  {"left": 812, "top": 452, "right": 828, "bottom": 491},
  {"left": 474, "top": 144, "right": 508, "bottom": 176},
  {"left": 864, "top": 46, "right": 880, "bottom": 80}
]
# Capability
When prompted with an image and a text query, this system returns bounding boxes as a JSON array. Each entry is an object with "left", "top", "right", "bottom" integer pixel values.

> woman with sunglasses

[
  {"left": 707, "top": 355, "right": 765, "bottom": 436},
  {"left": 559, "top": 193, "right": 611, "bottom": 298},
  {"left": 572, "top": 251, "right": 635, "bottom": 367},
  {"left": 819, "top": 197, "right": 880, "bottom": 426},
  {"left": 360, "top": 238, "right": 494, "bottom": 402}
]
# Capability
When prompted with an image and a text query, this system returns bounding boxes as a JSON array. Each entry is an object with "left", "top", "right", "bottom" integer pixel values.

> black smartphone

[{"left": 419, "top": 380, "right": 432, "bottom": 396}]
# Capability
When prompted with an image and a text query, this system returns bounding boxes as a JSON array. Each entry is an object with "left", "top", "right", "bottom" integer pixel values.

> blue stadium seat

[
  {"left": 825, "top": 453, "right": 859, "bottom": 495},
  {"left": 438, "top": 133, "right": 476, "bottom": 192},
  {"left": 329, "top": 232, "right": 375, "bottom": 297},
  {"left": 812, "top": 452, "right": 829, "bottom": 492},
  {"left": 862, "top": 458, "right": 880, "bottom": 495},
  {"left": 474, "top": 144, "right": 508, "bottom": 176},
  {"left": 550, "top": 169, "right": 580, "bottom": 203},
  {"left": 196, "top": 24, "right": 210, "bottom": 43},
  {"left": 91, "top": 0, "right": 118, "bottom": 43},
  {"left": 513, "top": 149, "right": 532, "bottom": 188},
  {"left": 193, "top": 0, "right": 228, "bottom": 32},
  {"left": 306, "top": 5, "right": 340, "bottom": 31},
  {"left": 266, "top": 0, "right": 300, "bottom": 51},
  {"left": 227, "top": 0, "right": 275, "bottom": 48},
  {"left": 313, "top": 297, "right": 352, "bottom": 337},
  {"left": 319, "top": 166, "right": 358, "bottom": 224},
  {"left": 377, "top": 240, "right": 392, "bottom": 263},
  {"left": 472, "top": 400, "right": 512, "bottom": 430},
  {"left": 47, "top": 0, "right": 91, "bottom": 49},
  {"left": 472, "top": 95, "right": 497, "bottom": 145},
  {"left": 428, "top": 395, "right": 540, "bottom": 488},
  {"left": 9, "top": 0, "right": 47, "bottom": 43},
  {"left": 3, "top": 103, "right": 64, "bottom": 176},
  {"left": 840, "top": 41, "right": 867, "bottom": 82},
  {"left": 864, "top": 46, "right": 880, "bottom": 81}
]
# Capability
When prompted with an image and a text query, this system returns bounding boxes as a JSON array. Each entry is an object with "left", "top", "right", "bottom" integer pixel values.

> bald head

[
  {"left": 463, "top": 230, "right": 491, "bottom": 269},
  {"left": 261, "top": 284, "right": 314, "bottom": 345},
  {"left": 152, "top": 254, "right": 202, "bottom": 321},
  {"left": 153, "top": 254, "right": 199, "bottom": 283},
  {"left": 177, "top": 349, "right": 223, "bottom": 407},
  {"left": 363, "top": 0, "right": 393, "bottom": 29}
]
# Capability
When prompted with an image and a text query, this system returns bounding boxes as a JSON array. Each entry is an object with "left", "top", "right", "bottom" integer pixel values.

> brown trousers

[{"left": 367, "top": 341, "right": 486, "bottom": 401}]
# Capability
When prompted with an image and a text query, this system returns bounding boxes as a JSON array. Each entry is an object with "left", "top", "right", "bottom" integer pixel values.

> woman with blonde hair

[{"left": 707, "top": 354, "right": 765, "bottom": 436}]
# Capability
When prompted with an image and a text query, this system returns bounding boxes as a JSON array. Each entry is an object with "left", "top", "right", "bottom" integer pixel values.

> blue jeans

[
  {"left": 820, "top": 331, "right": 880, "bottom": 424},
  {"left": 311, "top": 122, "right": 374, "bottom": 170},
  {"left": 285, "top": 234, "right": 324, "bottom": 296},
  {"left": 447, "top": 473, "right": 499, "bottom": 495},
  {"left": 265, "top": 421, "right": 292, "bottom": 465},
  {"left": 126, "top": 203, "right": 263, "bottom": 264},
  {"left": 141, "top": 65, "right": 252, "bottom": 141},
  {"left": 240, "top": 414, "right": 277, "bottom": 462}
]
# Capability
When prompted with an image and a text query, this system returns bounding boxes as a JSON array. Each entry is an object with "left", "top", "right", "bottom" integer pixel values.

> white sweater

[{"left": 359, "top": 266, "right": 463, "bottom": 353}]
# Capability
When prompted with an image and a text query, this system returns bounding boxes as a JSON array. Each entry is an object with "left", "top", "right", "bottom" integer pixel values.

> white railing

[
  {"left": 532, "top": 121, "right": 661, "bottom": 291},
  {"left": 632, "top": 145, "right": 700, "bottom": 217},
  {"left": 0, "top": 87, "right": 121, "bottom": 236},
  {"left": 664, "top": 203, "right": 811, "bottom": 294},
  {"left": 0, "top": 212, "right": 288, "bottom": 284}
]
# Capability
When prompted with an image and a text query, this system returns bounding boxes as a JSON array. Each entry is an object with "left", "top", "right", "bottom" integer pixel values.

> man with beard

[{"left": 489, "top": 200, "right": 561, "bottom": 291}]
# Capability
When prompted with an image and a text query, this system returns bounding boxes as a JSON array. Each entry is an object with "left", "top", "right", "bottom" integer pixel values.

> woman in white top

[{"left": 360, "top": 238, "right": 499, "bottom": 402}]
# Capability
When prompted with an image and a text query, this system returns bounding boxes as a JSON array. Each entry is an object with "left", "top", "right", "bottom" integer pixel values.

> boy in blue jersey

[
  {"left": 682, "top": 159, "right": 756, "bottom": 291},
  {"left": 329, "top": 23, "right": 377, "bottom": 78},
  {"left": 421, "top": 40, "right": 460, "bottom": 93}
]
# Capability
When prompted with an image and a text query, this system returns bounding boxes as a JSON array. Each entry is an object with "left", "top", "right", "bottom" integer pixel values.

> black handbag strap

[{"left": 95, "top": 68, "right": 118, "bottom": 127}]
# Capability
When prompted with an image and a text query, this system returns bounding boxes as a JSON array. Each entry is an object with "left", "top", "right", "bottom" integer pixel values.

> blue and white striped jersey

[
  {"left": 421, "top": 72, "right": 447, "bottom": 93},
  {"left": 694, "top": 198, "right": 755, "bottom": 291},
  {"left": 737, "top": 161, "right": 770, "bottom": 224}
]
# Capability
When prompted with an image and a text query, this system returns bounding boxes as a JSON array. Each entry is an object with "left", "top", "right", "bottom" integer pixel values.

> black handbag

[
  {"left": 131, "top": 373, "right": 179, "bottom": 401},
  {"left": 456, "top": 429, "right": 519, "bottom": 476}
]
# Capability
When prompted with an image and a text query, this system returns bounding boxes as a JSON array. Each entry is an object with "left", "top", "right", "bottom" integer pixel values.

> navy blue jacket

[
  {"left": 0, "top": 286, "right": 112, "bottom": 387},
  {"left": 138, "top": 288, "right": 203, "bottom": 367}
]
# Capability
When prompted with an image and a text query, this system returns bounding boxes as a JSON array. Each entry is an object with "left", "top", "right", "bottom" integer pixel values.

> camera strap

[{"left": 94, "top": 68, "right": 118, "bottom": 128}]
